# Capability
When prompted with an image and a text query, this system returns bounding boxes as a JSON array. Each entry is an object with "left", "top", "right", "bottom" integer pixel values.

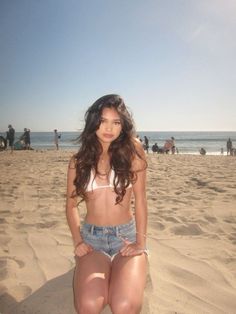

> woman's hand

[
  {"left": 74, "top": 241, "right": 93, "bottom": 257},
  {"left": 120, "top": 241, "right": 146, "bottom": 257}
]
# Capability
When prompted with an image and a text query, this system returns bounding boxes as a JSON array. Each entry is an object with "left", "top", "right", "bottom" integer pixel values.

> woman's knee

[
  {"left": 74, "top": 296, "right": 106, "bottom": 314},
  {"left": 109, "top": 296, "right": 142, "bottom": 314}
]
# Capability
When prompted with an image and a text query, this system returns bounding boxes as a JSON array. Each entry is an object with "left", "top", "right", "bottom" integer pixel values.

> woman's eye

[{"left": 114, "top": 121, "right": 121, "bottom": 125}]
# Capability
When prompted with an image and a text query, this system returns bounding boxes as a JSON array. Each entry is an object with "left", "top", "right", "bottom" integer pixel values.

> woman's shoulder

[
  {"left": 132, "top": 137, "right": 145, "bottom": 155},
  {"left": 131, "top": 137, "right": 147, "bottom": 171}
]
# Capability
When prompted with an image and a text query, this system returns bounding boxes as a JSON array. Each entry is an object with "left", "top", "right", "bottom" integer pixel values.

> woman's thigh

[
  {"left": 74, "top": 251, "right": 111, "bottom": 312},
  {"left": 108, "top": 254, "right": 147, "bottom": 312}
]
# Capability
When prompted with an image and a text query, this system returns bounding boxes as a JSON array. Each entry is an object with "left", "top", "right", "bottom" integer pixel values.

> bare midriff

[{"left": 84, "top": 187, "right": 133, "bottom": 226}]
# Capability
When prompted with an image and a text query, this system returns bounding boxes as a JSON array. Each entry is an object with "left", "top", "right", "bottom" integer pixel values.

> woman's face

[{"left": 96, "top": 107, "right": 122, "bottom": 145}]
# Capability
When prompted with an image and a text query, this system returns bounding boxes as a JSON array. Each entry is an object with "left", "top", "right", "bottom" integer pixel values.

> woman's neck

[
  {"left": 97, "top": 151, "right": 111, "bottom": 177},
  {"left": 100, "top": 151, "right": 110, "bottom": 163},
  {"left": 100, "top": 143, "right": 110, "bottom": 157}
]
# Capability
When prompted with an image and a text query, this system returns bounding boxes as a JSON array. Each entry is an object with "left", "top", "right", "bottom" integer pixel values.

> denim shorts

[{"left": 81, "top": 219, "right": 136, "bottom": 259}]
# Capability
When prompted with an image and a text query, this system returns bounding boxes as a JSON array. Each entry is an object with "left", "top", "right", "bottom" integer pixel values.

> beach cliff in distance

[{"left": 0, "top": 150, "right": 236, "bottom": 314}]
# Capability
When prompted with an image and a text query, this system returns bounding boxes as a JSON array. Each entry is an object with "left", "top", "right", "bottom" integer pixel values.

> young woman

[{"left": 66, "top": 94, "right": 148, "bottom": 314}]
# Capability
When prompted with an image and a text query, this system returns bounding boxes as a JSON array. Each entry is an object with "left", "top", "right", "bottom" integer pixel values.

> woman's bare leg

[
  {"left": 108, "top": 254, "right": 147, "bottom": 314},
  {"left": 73, "top": 251, "right": 111, "bottom": 314}
]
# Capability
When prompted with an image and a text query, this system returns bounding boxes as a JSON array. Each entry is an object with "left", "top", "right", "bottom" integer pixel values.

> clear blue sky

[{"left": 1, "top": 0, "right": 235, "bottom": 132}]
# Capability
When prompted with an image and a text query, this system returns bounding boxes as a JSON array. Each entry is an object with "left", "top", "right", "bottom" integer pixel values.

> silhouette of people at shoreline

[
  {"left": 163, "top": 137, "right": 175, "bottom": 154},
  {"left": 7, "top": 124, "right": 15, "bottom": 153},
  {"left": 20, "top": 128, "right": 31, "bottom": 149},
  {"left": 54, "top": 129, "right": 61, "bottom": 150},
  {"left": 200, "top": 148, "right": 206, "bottom": 155},
  {"left": 143, "top": 136, "right": 149, "bottom": 153},
  {"left": 227, "top": 138, "right": 233, "bottom": 155}
]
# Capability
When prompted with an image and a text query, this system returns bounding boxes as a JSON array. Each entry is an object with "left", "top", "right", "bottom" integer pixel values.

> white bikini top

[{"left": 86, "top": 168, "right": 132, "bottom": 192}]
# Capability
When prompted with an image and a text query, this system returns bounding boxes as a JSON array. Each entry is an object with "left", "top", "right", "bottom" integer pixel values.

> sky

[{"left": 1, "top": 0, "right": 236, "bottom": 132}]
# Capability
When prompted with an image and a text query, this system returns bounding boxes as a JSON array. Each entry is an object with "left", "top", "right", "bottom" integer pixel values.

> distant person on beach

[
  {"left": 0, "top": 135, "right": 7, "bottom": 150},
  {"left": 163, "top": 137, "right": 175, "bottom": 154},
  {"left": 143, "top": 135, "right": 149, "bottom": 153},
  {"left": 7, "top": 124, "right": 15, "bottom": 153},
  {"left": 170, "top": 137, "right": 176, "bottom": 154},
  {"left": 152, "top": 143, "right": 159, "bottom": 153},
  {"left": 136, "top": 134, "right": 141, "bottom": 142},
  {"left": 54, "top": 129, "right": 61, "bottom": 150},
  {"left": 21, "top": 128, "right": 31, "bottom": 150},
  {"left": 5, "top": 132, "right": 8, "bottom": 149},
  {"left": 200, "top": 148, "right": 206, "bottom": 155},
  {"left": 226, "top": 138, "right": 232, "bottom": 155},
  {"left": 66, "top": 94, "right": 148, "bottom": 313}
]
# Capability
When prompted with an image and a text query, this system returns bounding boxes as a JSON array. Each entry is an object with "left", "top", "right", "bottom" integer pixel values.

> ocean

[{"left": 5, "top": 131, "right": 236, "bottom": 155}]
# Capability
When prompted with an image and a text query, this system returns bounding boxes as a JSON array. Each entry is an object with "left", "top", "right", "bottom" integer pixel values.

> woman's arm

[
  {"left": 120, "top": 140, "right": 148, "bottom": 256},
  {"left": 132, "top": 140, "right": 147, "bottom": 249},
  {"left": 66, "top": 157, "right": 83, "bottom": 247},
  {"left": 66, "top": 157, "right": 93, "bottom": 257}
]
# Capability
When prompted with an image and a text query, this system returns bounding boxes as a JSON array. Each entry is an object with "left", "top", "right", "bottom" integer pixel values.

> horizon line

[{"left": 1, "top": 130, "right": 236, "bottom": 133}]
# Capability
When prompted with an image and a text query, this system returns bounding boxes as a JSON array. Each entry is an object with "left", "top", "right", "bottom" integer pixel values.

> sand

[{"left": 0, "top": 150, "right": 236, "bottom": 314}]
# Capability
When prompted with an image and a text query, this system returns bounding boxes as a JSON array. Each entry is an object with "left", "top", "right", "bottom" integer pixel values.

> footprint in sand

[
  {"left": 170, "top": 223, "right": 204, "bottom": 236},
  {"left": 190, "top": 177, "right": 208, "bottom": 187},
  {"left": 177, "top": 216, "right": 188, "bottom": 223},
  {"left": 9, "top": 284, "right": 32, "bottom": 299},
  {"left": 223, "top": 217, "right": 236, "bottom": 224},
  {"left": 36, "top": 221, "right": 59, "bottom": 229},
  {"left": 0, "top": 235, "right": 12, "bottom": 246},
  {"left": 208, "top": 186, "right": 226, "bottom": 193},
  {"left": 148, "top": 221, "right": 165, "bottom": 231},
  {"left": 0, "top": 257, "right": 25, "bottom": 280},
  {"left": 150, "top": 196, "right": 158, "bottom": 201},
  {"left": 163, "top": 216, "right": 180, "bottom": 223},
  {"left": 0, "top": 259, "right": 8, "bottom": 280},
  {"left": 0, "top": 218, "right": 7, "bottom": 224},
  {"left": 15, "top": 223, "right": 35, "bottom": 229},
  {"left": 204, "top": 215, "right": 218, "bottom": 223},
  {"left": 228, "top": 233, "right": 236, "bottom": 245}
]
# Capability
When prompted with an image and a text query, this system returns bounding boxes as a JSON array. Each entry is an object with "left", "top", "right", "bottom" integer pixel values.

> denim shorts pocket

[
  {"left": 81, "top": 226, "right": 94, "bottom": 241},
  {"left": 123, "top": 231, "right": 136, "bottom": 243},
  {"left": 118, "top": 226, "right": 136, "bottom": 243},
  {"left": 81, "top": 226, "right": 106, "bottom": 250}
]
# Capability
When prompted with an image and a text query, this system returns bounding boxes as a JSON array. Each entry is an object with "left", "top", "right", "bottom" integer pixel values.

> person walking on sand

[
  {"left": 7, "top": 124, "right": 15, "bottom": 153},
  {"left": 227, "top": 138, "right": 232, "bottom": 155},
  {"left": 66, "top": 94, "right": 148, "bottom": 314},
  {"left": 170, "top": 137, "right": 176, "bottom": 154},
  {"left": 144, "top": 135, "right": 149, "bottom": 154},
  {"left": 21, "top": 128, "right": 31, "bottom": 150},
  {"left": 54, "top": 129, "right": 60, "bottom": 150}
]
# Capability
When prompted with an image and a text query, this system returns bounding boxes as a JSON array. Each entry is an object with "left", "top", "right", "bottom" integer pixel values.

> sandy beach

[{"left": 0, "top": 150, "right": 236, "bottom": 314}]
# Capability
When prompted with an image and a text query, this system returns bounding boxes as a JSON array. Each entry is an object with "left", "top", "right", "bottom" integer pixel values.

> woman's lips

[{"left": 103, "top": 133, "right": 113, "bottom": 138}]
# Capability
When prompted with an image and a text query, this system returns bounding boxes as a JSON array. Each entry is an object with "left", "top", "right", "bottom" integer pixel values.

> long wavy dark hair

[{"left": 72, "top": 94, "right": 146, "bottom": 204}]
